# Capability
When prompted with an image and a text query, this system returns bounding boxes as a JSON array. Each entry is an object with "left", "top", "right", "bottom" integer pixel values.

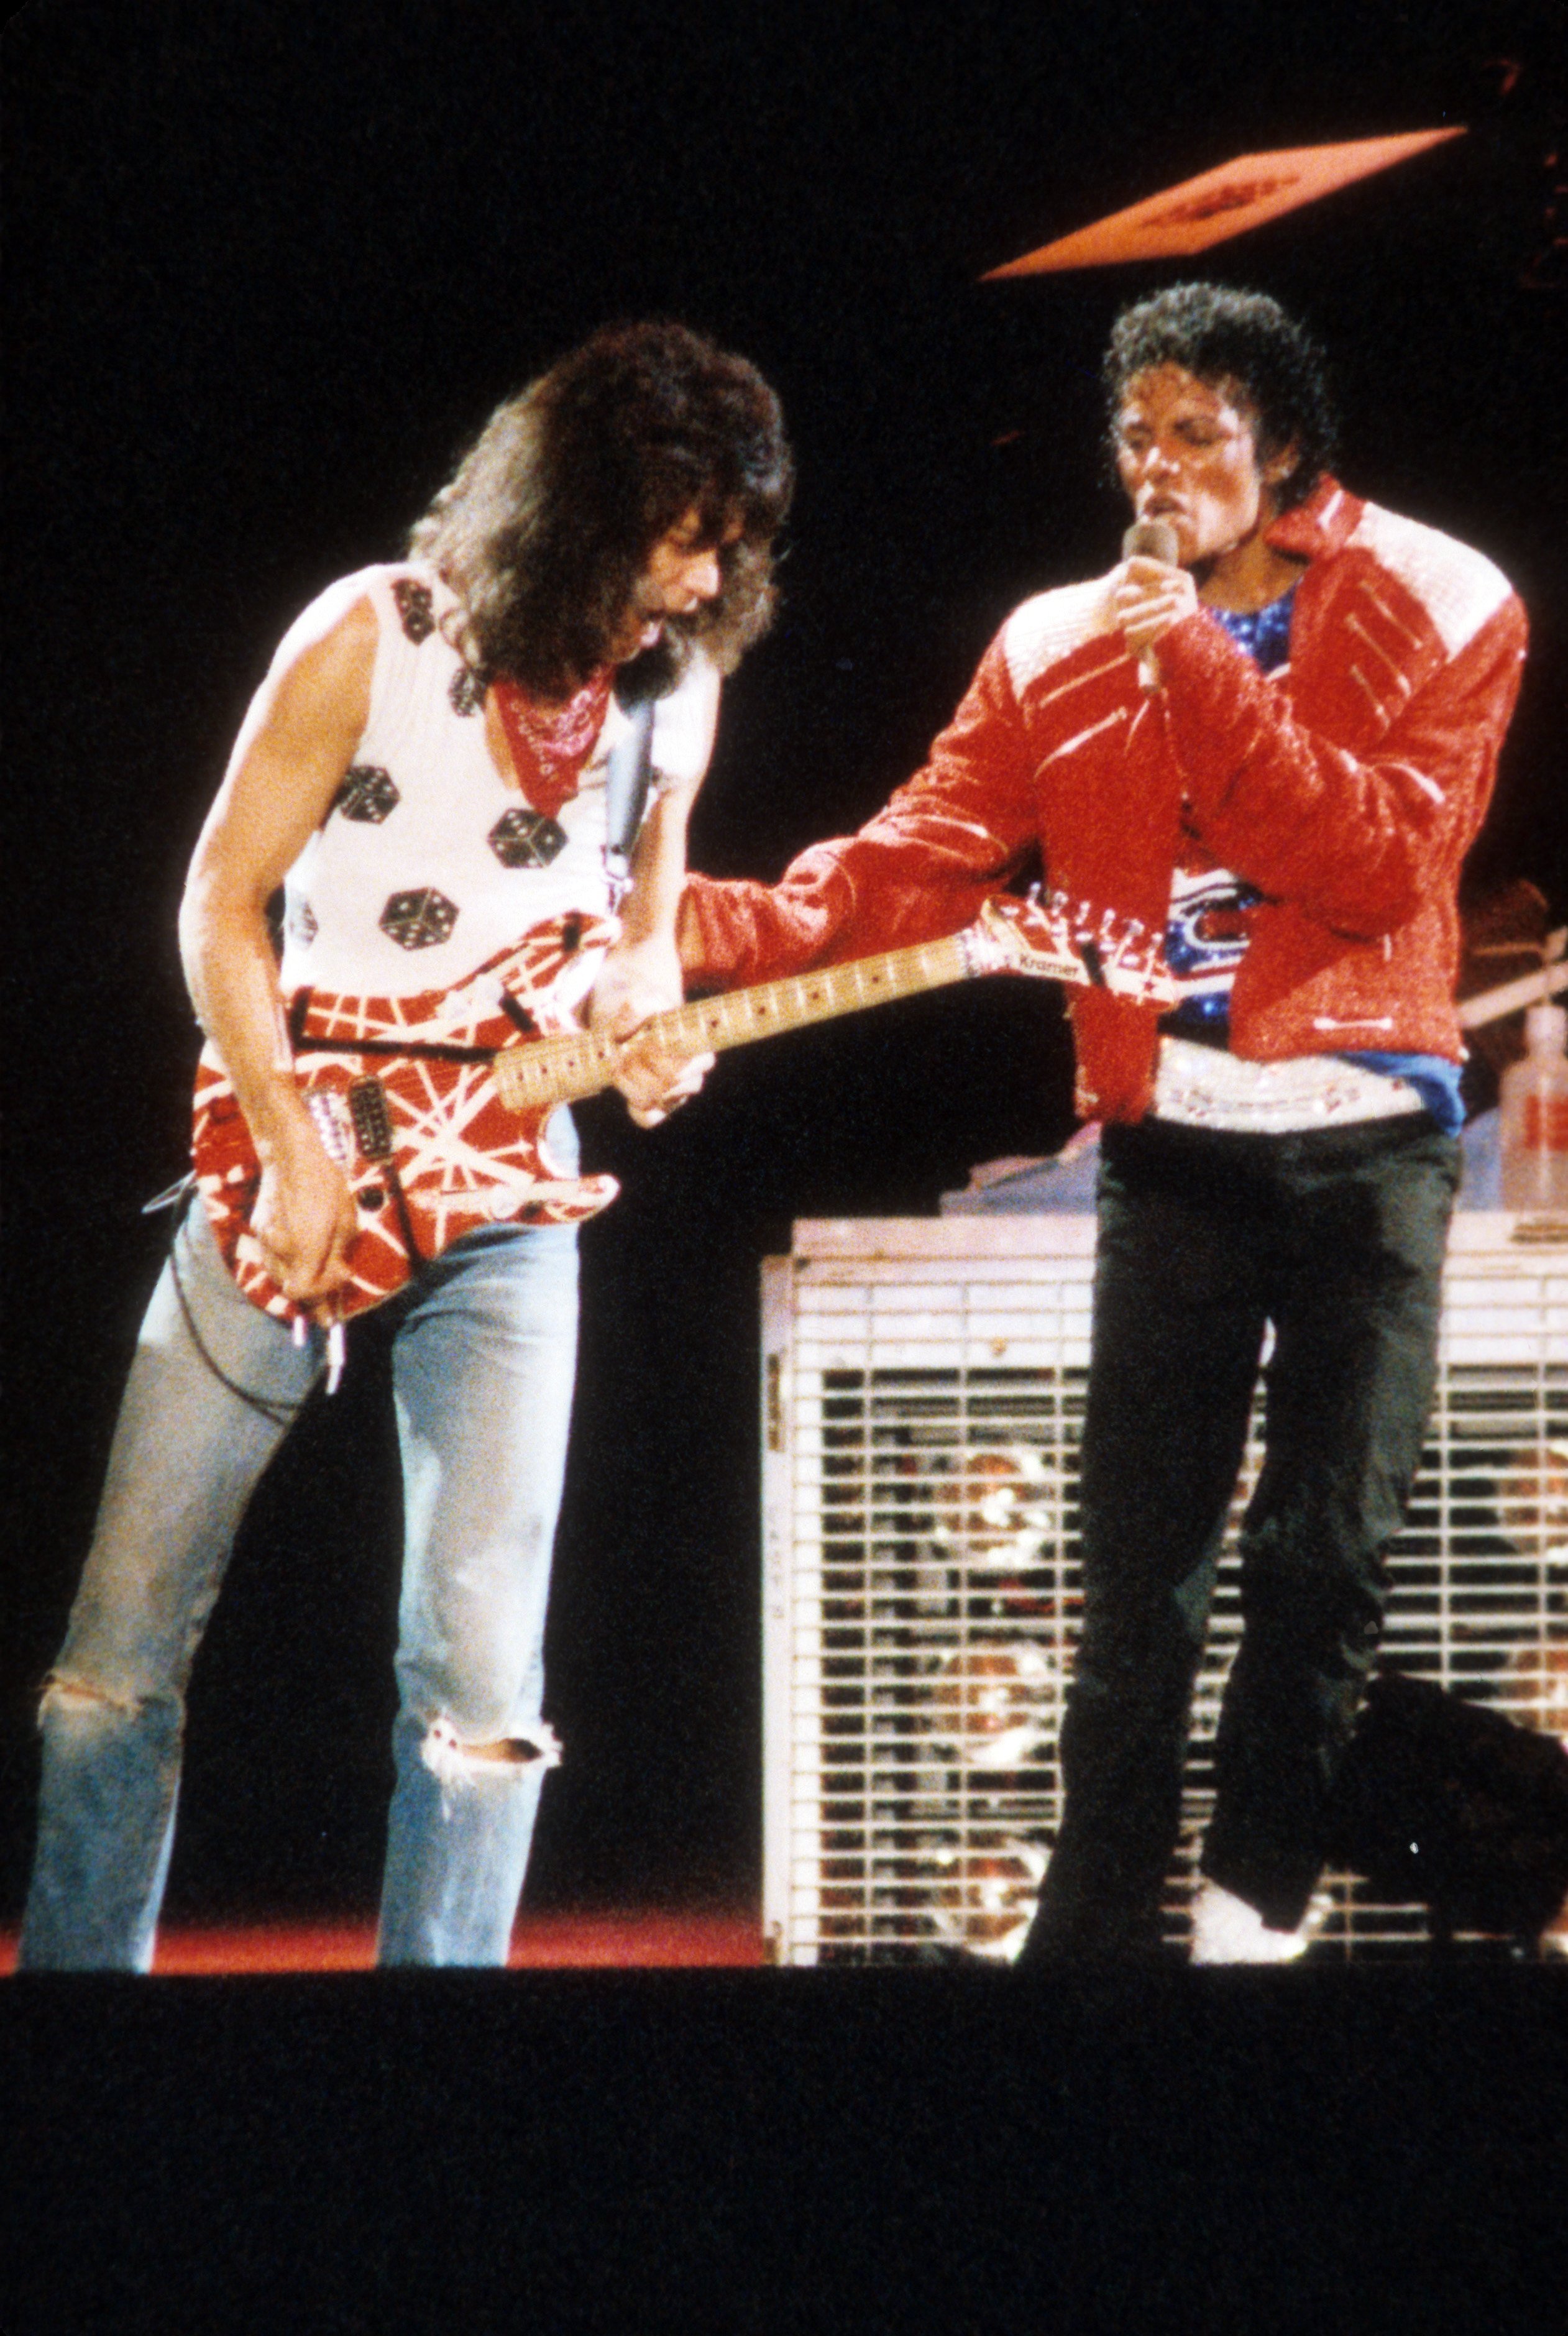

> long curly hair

[
  {"left": 410, "top": 321, "right": 794, "bottom": 699},
  {"left": 1104, "top": 283, "right": 1338, "bottom": 511}
]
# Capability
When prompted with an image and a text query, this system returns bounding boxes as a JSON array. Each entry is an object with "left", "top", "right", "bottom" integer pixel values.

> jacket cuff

[
  {"left": 1153, "top": 605, "right": 1246, "bottom": 697},
  {"left": 679, "top": 867, "right": 853, "bottom": 988},
  {"left": 679, "top": 875, "right": 759, "bottom": 986}
]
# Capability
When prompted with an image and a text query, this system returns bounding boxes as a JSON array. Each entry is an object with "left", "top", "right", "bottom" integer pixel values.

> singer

[
  {"left": 680, "top": 284, "right": 1527, "bottom": 1961},
  {"left": 19, "top": 323, "right": 792, "bottom": 1971}
]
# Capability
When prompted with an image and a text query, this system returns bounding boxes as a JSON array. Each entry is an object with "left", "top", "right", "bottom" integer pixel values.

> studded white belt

[{"left": 1152, "top": 1034, "right": 1427, "bottom": 1134}]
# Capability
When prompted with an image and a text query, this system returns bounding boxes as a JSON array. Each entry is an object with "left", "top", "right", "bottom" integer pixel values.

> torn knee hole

[
  {"left": 41, "top": 1674, "right": 140, "bottom": 1721},
  {"left": 420, "top": 1715, "right": 562, "bottom": 1784}
]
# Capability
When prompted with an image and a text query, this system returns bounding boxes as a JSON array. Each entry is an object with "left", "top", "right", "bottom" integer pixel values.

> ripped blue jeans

[{"left": 19, "top": 1188, "right": 579, "bottom": 1970}]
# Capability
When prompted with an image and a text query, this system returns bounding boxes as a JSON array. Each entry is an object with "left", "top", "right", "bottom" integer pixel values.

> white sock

[{"left": 1190, "top": 1879, "right": 1313, "bottom": 1964}]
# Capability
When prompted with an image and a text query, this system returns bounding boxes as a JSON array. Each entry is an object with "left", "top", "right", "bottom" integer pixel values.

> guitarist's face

[{"left": 608, "top": 506, "right": 738, "bottom": 662}]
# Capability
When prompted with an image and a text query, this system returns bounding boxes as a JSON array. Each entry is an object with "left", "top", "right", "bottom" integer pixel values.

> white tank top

[{"left": 279, "top": 563, "right": 720, "bottom": 996}]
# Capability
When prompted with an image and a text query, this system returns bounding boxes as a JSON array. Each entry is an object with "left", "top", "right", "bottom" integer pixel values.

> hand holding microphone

[{"left": 1116, "top": 517, "right": 1194, "bottom": 688}]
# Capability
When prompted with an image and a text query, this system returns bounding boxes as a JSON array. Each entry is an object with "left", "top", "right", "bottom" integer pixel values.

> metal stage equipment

[{"left": 761, "top": 1214, "right": 1568, "bottom": 1962}]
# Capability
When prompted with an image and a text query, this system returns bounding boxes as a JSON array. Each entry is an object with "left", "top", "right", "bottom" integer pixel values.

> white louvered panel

[{"left": 761, "top": 1219, "right": 1568, "bottom": 1964}]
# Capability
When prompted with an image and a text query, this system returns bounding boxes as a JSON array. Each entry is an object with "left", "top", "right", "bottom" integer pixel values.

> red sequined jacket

[{"left": 681, "top": 480, "right": 1527, "bottom": 1123}]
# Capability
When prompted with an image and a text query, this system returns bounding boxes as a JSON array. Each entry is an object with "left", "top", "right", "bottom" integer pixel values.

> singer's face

[{"left": 1114, "top": 367, "right": 1282, "bottom": 569}]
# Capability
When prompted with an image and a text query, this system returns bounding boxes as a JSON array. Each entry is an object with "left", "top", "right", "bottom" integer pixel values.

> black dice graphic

[
  {"left": 449, "top": 665, "right": 486, "bottom": 718},
  {"left": 334, "top": 764, "right": 400, "bottom": 823},
  {"left": 380, "top": 888, "right": 458, "bottom": 950},
  {"left": 489, "top": 808, "right": 568, "bottom": 869},
  {"left": 392, "top": 577, "right": 435, "bottom": 643}
]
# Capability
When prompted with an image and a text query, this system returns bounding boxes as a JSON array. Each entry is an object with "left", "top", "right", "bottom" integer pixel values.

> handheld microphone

[
  {"left": 1121, "top": 518, "right": 1180, "bottom": 566},
  {"left": 1120, "top": 519, "right": 1180, "bottom": 692}
]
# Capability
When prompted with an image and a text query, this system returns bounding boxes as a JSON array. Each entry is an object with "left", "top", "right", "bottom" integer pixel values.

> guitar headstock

[
  {"left": 969, "top": 897, "right": 1089, "bottom": 985},
  {"left": 971, "top": 895, "right": 1177, "bottom": 1005}
]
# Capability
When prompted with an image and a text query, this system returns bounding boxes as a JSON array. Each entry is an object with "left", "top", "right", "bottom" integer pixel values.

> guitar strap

[{"left": 602, "top": 694, "right": 657, "bottom": 908}]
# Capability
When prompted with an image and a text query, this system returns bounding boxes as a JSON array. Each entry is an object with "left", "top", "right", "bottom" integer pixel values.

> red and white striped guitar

[{"left": 192, "top": 895, "right": 1173, "bottom": 1323}]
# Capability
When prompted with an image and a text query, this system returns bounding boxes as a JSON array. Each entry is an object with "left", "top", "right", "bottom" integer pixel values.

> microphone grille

[{"left": 1122, "top": 519, "right": 1180, "bottom": 566}]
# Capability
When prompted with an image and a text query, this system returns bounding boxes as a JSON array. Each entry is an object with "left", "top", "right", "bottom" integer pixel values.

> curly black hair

[
  {"left": 1104, "top": 283, "right": 1338, "bottom": 510},
  {"left": 410, "top": 321, "right": 794, "bottom": 699}
]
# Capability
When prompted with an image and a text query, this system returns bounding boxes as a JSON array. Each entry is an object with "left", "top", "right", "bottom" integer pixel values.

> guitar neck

[{"left": 492, "top": 931, "right": 976, "bottom": 1114}]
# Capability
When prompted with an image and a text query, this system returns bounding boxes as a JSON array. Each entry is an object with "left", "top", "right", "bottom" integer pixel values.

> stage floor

[
  {"left": 0, "top": 1907, "right": 765, "bottom": 1973},
  {"left": 5, "top": 1961, "right": 1564, "bottom": 2333}
]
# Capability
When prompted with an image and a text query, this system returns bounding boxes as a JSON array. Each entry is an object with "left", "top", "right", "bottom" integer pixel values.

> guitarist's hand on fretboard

[{"left": 589, "top": 935, "right": 715, "bottom": 1129}]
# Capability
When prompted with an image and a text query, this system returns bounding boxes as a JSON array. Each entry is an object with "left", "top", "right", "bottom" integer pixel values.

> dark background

[{"left": 5, "top": 0, "right": 1565, "bottom": 1928}]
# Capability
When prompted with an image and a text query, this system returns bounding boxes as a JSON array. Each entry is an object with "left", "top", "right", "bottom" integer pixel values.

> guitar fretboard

[{"left": 492, "top": 933, "right": 974, "bottom": 1112}]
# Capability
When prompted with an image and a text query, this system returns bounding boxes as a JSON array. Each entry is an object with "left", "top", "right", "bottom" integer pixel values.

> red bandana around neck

[{"left": 490, "top": 670, "right": 613, "bottom": 820}]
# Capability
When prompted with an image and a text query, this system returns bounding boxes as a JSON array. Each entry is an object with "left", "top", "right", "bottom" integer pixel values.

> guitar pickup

[
  {"left": 303, "top": 1087, "right": 354, "bottom": 1168},
  {"left": 348, "top": 1075, "right": 395, "bottom": 1163}
]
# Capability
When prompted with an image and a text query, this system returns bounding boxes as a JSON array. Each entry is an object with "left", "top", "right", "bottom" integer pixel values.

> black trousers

[{"left": 1019, "top": 1111, "right": 1460, "bottom": 1959}]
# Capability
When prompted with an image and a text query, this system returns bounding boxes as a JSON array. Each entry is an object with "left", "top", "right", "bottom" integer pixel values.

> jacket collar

[{"left": 1264, "top": 475, "right": 1363, "bottom": 563}]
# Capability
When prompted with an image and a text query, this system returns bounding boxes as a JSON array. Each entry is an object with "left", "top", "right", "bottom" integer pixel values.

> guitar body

[
  {"left": 192, "top": 914, "right": 622, "bottom": 1324},
  {"left": 191, "top": 891, "right": 1175, "bottom": 1329}
]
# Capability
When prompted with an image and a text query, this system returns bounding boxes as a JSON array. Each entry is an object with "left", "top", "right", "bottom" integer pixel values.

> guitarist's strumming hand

[
  {"left": 178, "top": 587, "right": 381, "bottom": 1321},
  {"left": 250, "top": 1107, "right": 362, "bottom": 1307},
  {"left": 589, "top": 934, "right": 714, "bottom": 1130}
]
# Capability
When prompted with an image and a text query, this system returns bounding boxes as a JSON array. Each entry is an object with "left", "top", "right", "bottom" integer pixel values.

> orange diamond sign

[{"left": 983, "top": 131, "right": 1465, "bottom": 277}]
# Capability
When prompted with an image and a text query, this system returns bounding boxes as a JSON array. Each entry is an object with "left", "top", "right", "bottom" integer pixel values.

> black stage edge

[{"left": 4, "top": 1967, "right": 1564, "bottom": 2335}]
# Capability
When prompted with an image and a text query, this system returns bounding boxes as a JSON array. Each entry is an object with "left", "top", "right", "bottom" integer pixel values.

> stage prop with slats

[{"left": 761, "top": 1216, "right": 1568, "bottom": 1962}]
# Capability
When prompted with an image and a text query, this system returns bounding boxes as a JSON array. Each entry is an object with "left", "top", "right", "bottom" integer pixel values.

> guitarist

[
  {"left": 20, "top": 322, "right": 792, "bottom": 1970},
  {"left": 680, "top": 285, "right": 1527, "bottom": 1963}
]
